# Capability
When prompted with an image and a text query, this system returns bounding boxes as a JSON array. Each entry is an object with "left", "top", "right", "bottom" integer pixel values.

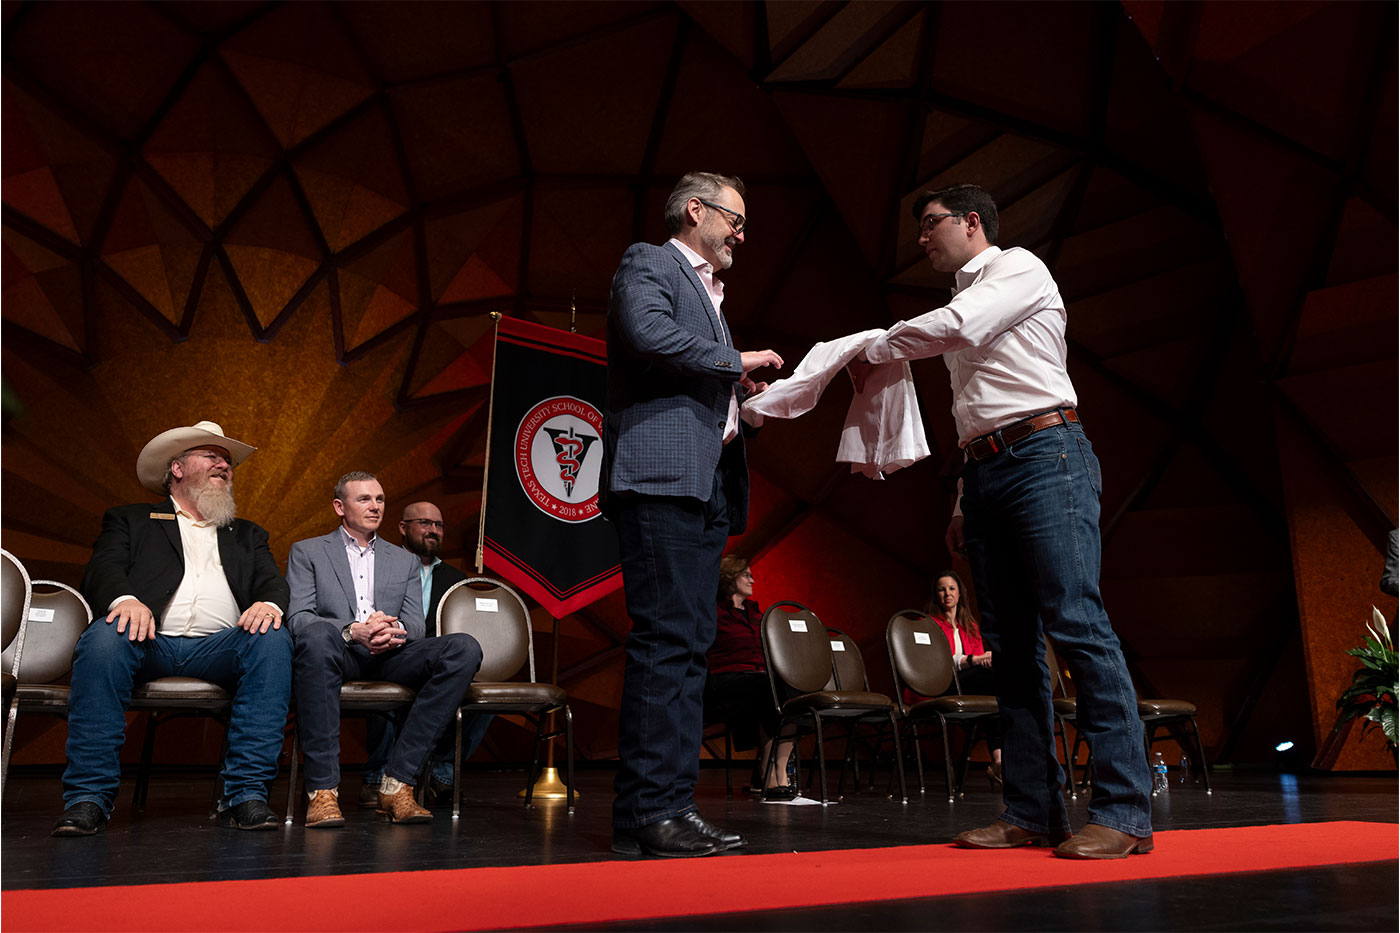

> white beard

[{"left": 192, "top": 478, "right": 237, "bottom": 527}]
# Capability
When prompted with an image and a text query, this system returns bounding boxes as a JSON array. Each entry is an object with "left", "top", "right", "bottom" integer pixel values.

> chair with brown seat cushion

[
  {"left": 1, "top": 580, "right": 90, "bottom": 799},
  {"left": 1, "top": 549, "right": 34, "bottom": 798},
  {"left": 437, "top": 577, "right": 573, "bottom": 817},
  {"left": 1047, "top": 637, "right": 1211, "bottom": 795},
  {"left": 2, "top": 582, "right": 276, "bottom": 813},
  {"left": 760, "top": 602, "right": 906, "bottom": 805},
  {"left": 1044, "top": 637, "right": 1087, "bottom": 797},
  {"left": 825, "top": 627, "right": 900, "bottom": 797},
  {"left": 698, "top": 717, "right": 740, "bottom": 794},
  {"left": 128, "top": 677, "right": 234, "bottom": 810},
  {"left": 1139, "top": 697, "right": 1212, "bottom": 793},
  {"left": 283, "top": 679, "right": 419, "bottom": 823},
  {"left": 885, "top": 609, "right": 1000, "bottom": 801}
]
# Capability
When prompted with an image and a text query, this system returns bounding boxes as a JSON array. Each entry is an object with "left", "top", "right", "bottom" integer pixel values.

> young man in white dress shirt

[{"left": 851, "top": 184, "right": 1153, "bottom": 859}]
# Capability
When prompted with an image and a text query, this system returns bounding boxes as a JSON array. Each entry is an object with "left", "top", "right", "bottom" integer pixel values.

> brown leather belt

[{"left": 966, "top": 409, "right": 1078, "bottom": 460}]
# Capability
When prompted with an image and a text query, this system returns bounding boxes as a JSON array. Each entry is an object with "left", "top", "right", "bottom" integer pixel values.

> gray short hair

[
  {"left": 664, "top": 173, "right": 746, "bottom": 236},
  {"left": 160, "top": 455, "right": 186, "bottom": 495},
  {"left": 334, "top": 471, "right": 378, "bottom": 502}
]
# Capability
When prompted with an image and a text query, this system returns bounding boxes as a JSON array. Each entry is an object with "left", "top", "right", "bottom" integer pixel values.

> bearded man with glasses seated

[{"left": 54, "top": 421, "right": 293, "bottom": 837}]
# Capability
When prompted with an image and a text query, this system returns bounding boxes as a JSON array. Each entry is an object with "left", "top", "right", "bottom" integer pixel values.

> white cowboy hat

[{"left": 136, "top": 421, "right": 256, "bottom": 495}]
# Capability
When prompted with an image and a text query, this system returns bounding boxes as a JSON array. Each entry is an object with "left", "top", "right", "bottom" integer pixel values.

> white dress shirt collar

[
  {"left": 339, "top": 526, "right": 376, "bottom": 552},
  {"left": 669, "top": 237, "right": 713, "bottom": 276},
  {"left": 955, "top": 245, "right": 1001, "bottom": 286}
]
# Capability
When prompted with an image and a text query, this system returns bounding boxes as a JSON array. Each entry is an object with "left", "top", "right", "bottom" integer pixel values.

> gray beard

[
  {"left": 193, "top": 481, "right": 237, "bottom": 528},
  {"left": 701, "top": 228, "right": 734, "bottom": 270}
]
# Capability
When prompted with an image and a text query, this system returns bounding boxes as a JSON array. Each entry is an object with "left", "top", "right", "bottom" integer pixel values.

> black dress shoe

[
  {"left": 612, "top": 818, "right": 720, "bottom": 858},
  {"left": 762, "top": 785, "right": 797, "bottom": 801},
  {"left": 52, "top": 802, "right": 108, "bottom": 837},
  {"left": 218, "top": 799, "right": 280, "bottom": 831},
  {"left": 681, "top": 811, "right": 746, "bottom": 850}
]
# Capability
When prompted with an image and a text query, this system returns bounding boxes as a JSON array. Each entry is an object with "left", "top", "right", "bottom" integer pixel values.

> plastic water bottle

[
  {"left": 1179, "top": 753, "right": 1190, "bottom": 783},
  {"left": 1152, "top": 752, "right": 1169, "bottom": 795}
]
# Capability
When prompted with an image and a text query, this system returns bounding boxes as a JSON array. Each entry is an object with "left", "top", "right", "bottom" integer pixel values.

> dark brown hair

[
  {"left": 924, "top": 569, "right": 981, "bottom": 640},
  {"left": 911, "top": 184, "right": 999, "bottom": 246}
]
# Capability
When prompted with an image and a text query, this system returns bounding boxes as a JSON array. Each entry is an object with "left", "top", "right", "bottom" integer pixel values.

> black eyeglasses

[
  {"left": 403, "top": 519, "right": 444, "bottom": 530},
  {"left": 919, "top": 211, "right": 966, "bottom": 234},
  {"left": 697, "top": 198, "right": 745, "bottom": 234}
]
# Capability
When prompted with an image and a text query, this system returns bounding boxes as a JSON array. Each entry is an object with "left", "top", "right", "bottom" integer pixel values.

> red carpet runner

[{"left": 4, "top": 820, "right": 1396, "bottom": 931}]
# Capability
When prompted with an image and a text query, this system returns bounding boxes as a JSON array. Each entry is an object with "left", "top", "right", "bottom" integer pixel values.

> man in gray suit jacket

[
  {"left": 603, "top": 173, "right": 783, "bottom": 858},
  {"left": 288, "top": 471, "right": 482, "bottom": 827}
]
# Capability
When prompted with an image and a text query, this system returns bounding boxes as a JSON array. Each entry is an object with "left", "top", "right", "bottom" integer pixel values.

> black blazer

[
  {"left": 425, "top": 560, "right": 469, "bottom": 638},
  {"left": 80, "top": 499, "right": 289, "bottom": 621}
]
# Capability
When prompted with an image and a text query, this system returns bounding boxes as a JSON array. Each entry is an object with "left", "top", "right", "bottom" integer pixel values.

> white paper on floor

[{"left": 763, "top": 795, "right": 829, "bottom": 805}]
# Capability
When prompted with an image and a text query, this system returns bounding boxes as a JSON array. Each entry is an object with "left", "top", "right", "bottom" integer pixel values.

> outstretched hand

[{"left": 740, "top": 349, "right": 783, "bottom": 374}]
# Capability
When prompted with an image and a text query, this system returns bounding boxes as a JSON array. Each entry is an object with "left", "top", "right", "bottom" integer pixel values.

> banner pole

[
  {"left": 475, "top": 312, "right": 503, "bottom": 573},
  {"left": 519, "top": 613, "right": 575, "bottom": 801}
]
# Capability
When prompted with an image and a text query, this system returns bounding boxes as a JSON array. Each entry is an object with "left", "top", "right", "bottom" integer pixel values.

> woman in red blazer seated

[
  {"left": 704, "top": 555, "right": 798, "bottom": 799},
  {"left": 925, "top": 571, "right": 1003, "bottom": 785}
]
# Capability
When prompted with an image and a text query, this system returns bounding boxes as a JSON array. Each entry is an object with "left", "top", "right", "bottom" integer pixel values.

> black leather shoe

[
  {"left": 218, "top": 799, "right": 280, "bottom": 831},
  {"left": 357, "top": 782, "right": 381, "bottom": 809},
  {"left": 762, "top": 785, "right": 797, "bottom": 801},
  {"left": 52, "top": 802, "right": 107, "bottom": 837},
  {"left": 612, "top": 818, "right": 720, "bottom": 858},
  {"left": 681, "top": 811, "right": 746, "bottom": 850}
]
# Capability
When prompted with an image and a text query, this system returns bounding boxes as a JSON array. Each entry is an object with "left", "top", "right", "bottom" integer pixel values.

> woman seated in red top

[
  {"left": 926, "top": 570, "right": 1003, "bottom": 784},
  {"left": 704, "top": 555, "right": 797, "bottom": 798}
]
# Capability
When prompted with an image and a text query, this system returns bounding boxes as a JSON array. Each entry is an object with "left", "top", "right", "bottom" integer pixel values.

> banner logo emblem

[{"left": 515, "top": 396, "right": 603, "bottom": 523}]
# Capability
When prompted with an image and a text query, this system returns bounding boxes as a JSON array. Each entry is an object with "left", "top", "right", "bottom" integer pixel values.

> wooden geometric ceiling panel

[{"left": 2, "top": 1, "right": 1392, "bottom": 768}]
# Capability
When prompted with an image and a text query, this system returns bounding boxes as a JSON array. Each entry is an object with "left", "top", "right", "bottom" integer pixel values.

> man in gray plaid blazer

[{"left": 603, "top": 173, "right": 784, "bottom": 858}]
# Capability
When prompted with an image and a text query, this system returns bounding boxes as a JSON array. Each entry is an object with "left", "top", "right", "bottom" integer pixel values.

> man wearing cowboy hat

[{"left": 53, "top": 421, "right": 292, "bottom": 836}]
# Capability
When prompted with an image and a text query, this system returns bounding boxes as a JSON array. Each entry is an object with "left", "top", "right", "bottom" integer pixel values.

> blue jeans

[
  {"left": 62, "top": 621, "right": 293, "bottom": 815},
  {"left": 610, "top": 471, "right": 729, "bottom": 830},
  {"left": 962, "top": 420, "right": 1152, "bottom": 838},
  {"left": 365, "top": 712, "right": 492, "bottom": 785}
]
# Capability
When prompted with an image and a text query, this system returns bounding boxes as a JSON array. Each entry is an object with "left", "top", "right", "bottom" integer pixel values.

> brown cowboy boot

[
  {"left": 306, "top": 789, "right": 345, "bottom": 829},
  {"left": 376, "top": 783, "right": 432, "bottom": 824}
]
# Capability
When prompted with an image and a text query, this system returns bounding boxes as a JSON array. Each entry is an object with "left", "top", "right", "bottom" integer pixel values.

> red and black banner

[{"left": 480, "top": 316, "right": 622, "bottom": 617}]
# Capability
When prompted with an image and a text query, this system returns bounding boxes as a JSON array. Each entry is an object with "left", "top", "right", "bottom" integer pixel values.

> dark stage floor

[{"left": 2, "top": 764, "right": 1396, "bottom": 931}]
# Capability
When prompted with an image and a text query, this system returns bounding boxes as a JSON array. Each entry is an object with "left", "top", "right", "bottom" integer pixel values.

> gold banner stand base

[{"left": 519, "top": 766, "right": 576, "bottom": 800}]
